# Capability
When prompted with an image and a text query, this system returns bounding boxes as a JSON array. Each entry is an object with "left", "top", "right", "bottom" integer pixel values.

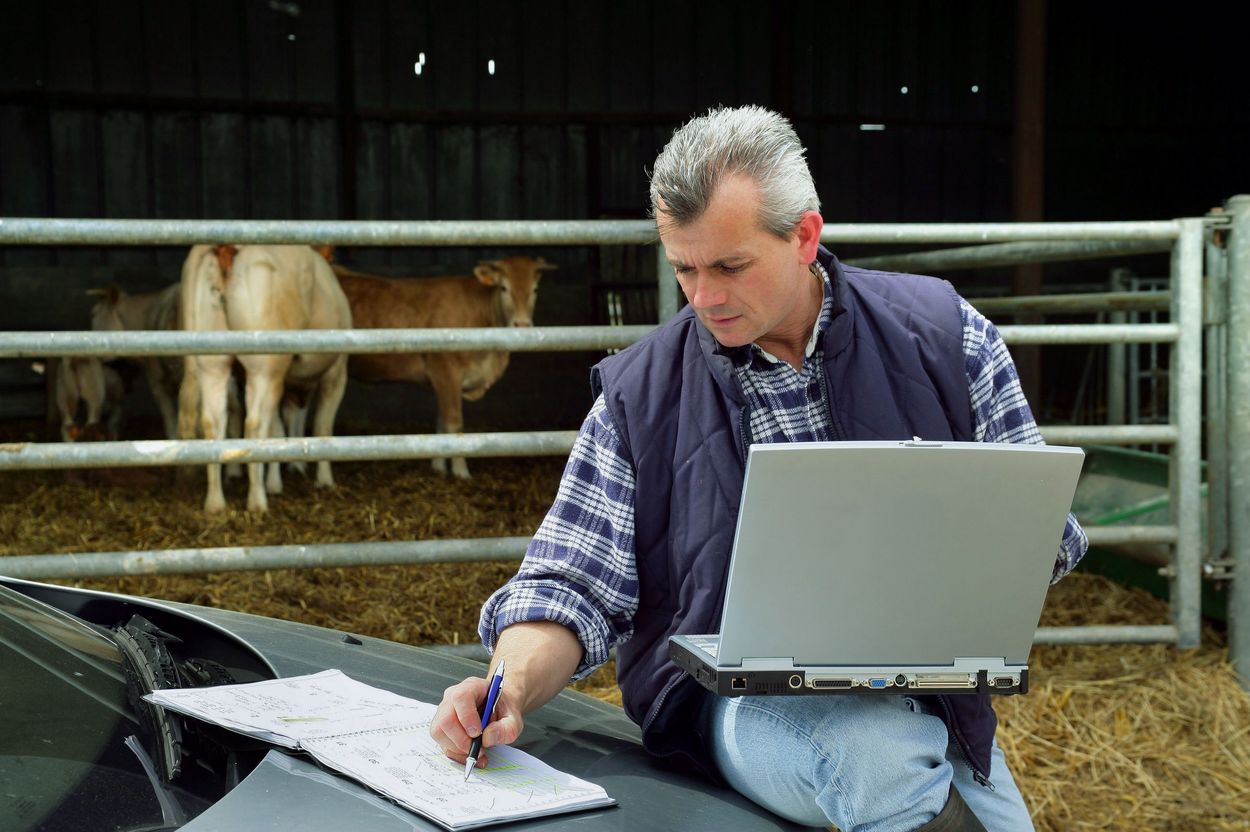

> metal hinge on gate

[{"left": 1202, "top": 559, "right": 1234, "bottom": 581}]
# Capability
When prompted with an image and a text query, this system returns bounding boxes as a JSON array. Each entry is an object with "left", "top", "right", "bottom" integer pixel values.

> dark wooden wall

[{"left": 0, "top": 0, "right": 1244, "bottom": 431}]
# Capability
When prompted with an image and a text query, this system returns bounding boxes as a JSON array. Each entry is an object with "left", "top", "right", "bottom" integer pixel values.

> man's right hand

[
  {"left": 430, "top": 673, "right": 524, "bottom": 770},
  {"left": 427, "top": 621, "right": 585, "bottom": 768}
]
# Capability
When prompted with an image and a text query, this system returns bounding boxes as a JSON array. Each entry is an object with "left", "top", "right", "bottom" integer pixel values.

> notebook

[
  {"left": 145, "top": 670, "right": 615, "bottom": 830},
  {"left": 668, "top": 439, "right": 1084, "bottom": 697}
]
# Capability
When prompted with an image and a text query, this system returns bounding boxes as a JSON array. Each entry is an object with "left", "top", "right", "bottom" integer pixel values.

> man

[{"left": 431, "top": 105, "right": 1087, "bottom": 831}]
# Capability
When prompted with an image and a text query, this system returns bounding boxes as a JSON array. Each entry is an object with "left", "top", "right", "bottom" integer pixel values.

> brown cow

[
  {"left": 180, "top": 244, "right": 352, "bottom": 513},
  {"left": 333, "top": 256, "right": 554, "bottom": 479}
]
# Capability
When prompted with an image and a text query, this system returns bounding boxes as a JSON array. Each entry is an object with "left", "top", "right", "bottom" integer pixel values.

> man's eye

[{"left": 721, "top": 264, "right": 746, "bottom": 274}]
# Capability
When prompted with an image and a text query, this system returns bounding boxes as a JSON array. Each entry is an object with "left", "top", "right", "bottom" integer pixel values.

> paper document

[{"left": 145, "top": 669, "right": 615, "bottom": 830}]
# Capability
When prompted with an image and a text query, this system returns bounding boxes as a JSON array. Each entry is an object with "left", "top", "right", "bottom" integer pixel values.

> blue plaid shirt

[{"left": 481, "top": 266, "right": 1089, "bottom": 678}]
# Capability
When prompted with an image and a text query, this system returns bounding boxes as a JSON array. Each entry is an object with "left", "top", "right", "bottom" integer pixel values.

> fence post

[
  {"left": 1171, "top": 219, "right": 1204, "bottom": 649},
  {"left": 1226, "top": 195, "right": 1250, "bottom": 686}
]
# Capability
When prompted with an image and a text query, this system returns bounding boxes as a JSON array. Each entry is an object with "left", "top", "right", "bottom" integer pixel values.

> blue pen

[{"left": 464, "top": 659, "right": 506, "bottom": 781}]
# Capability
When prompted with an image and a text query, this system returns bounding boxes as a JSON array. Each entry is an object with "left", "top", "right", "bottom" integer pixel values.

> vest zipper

[{"left": 936, "top": 695, "right": 994, "bottom": 789}]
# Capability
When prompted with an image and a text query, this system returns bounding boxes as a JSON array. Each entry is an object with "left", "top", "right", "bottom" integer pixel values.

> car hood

[{"left": 2, "top": 578, "right": 800, "bottom": 831}]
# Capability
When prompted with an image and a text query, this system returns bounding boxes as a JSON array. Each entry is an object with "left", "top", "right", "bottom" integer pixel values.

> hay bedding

[{"left": 2, "top": 448, "right": 1247, "bottom": 830}]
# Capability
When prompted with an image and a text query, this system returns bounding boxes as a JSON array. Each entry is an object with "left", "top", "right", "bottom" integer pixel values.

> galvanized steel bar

[
  {"left": 997, "top": 323, "right": 1177, "bottom": 345},
  {"left": 1084, "top": 525, "right": 1179, "bottom": 546},
  {"left": 0, "top": 217, "right": 659, "bottom": 246},
  {"left": 0, "top": 537, "right": 532, "bottom": 580},
  {"left": 848, "top": 239, "right": 1172, "bottom": 273},
  {"left": 0, "top": 432, "right": 578, "bottom": 470},
  {"left": 656, "top": 245, "right": 680, "bottom": 322},
  {"left": 1033, "top": 625, "right": 1179, "bottom": 645},
  {"left": 0, "top": 322, "right": 1176, "bottom": 359},
  {"left": 1205, "top": 221, "right": 1230, "bottom": 571},
  {"left": 0, "top": 217, "right": 1182, "bottom": 246},
  {"left": 1038, "top": 425, "right": 1177, "bottom": 445},
  {"left": 1106, "top": 269, "right": 1131, "bottom": 425},
  {"left": 966, "top": 291, "right": 1170, "bottom": 317},
  {"left": 1227, "top": 194, "right": 1250, "bottom": 688},
  {"left": 1171, "top": 219, "right": 1204, "bottom": 649},
  {"left": 0, "top": 325, "right": 656, "bottom": 359}
]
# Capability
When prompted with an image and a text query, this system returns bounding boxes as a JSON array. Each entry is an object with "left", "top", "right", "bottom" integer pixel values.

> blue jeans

[{"left": 702, "top": 693, "right": 1034, "bottom": 831}]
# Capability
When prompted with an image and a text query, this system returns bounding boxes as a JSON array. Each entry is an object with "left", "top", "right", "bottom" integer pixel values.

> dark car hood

[{"left": 2, "top": 577, "right": 801, "bottom": 831}]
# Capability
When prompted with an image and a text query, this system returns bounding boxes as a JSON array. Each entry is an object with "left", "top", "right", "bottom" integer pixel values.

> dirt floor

[{"left": 2, "top": 449, "right": 1247, "bottom": 830}]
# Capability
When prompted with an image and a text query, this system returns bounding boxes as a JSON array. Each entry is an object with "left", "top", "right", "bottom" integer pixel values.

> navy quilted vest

[{"left": 591, "top": 248, "right": 997, "bottom": 781}]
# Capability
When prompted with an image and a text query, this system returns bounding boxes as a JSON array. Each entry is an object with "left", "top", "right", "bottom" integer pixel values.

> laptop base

[{"left": 669, "top": 637, "right": 1030, "bottom": 698}]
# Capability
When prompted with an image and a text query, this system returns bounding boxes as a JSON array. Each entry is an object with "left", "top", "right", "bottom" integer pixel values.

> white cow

[
  {"left": 179, "top": 244, "right": 352, "bottom": 513},
  {"left": 51, "top": 356, "right": 123, "bottom": 442}
]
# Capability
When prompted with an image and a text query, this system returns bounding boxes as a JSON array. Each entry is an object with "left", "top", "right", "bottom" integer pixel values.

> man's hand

[
  {"left": 430, "top": 674, "right": 524, "bottom": 770},
  {"left": 428, "top": 621, "right": 584, "bottom": 768}
]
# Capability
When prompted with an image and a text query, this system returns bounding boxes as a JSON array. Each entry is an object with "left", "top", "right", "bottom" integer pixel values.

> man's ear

[{"left": 794, "top": 210, "right": 824, "bottom": 263}]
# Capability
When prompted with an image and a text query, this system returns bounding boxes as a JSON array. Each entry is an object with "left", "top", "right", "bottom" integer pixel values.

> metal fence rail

[{"left": 0, "top": 215, "right": 1218, "bottom": 658}]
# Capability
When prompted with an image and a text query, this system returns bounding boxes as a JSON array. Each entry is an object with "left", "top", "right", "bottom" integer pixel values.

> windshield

[{"left": 0, "top": 586, "right": 214, "bottom": 831}]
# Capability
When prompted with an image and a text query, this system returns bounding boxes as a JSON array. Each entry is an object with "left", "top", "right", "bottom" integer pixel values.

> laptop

[{"left": 668, "top": 439, "right": 1085, "bottom": 697}]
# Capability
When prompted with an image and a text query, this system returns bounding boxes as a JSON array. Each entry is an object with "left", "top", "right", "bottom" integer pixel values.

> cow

[
  {"left": 88, "top": 283, "right": 184, "bottom": 440},
  {"left": 180, "top": 244, "right": 352, "bottom": 513},
  {"left": 331, "top": 255, "right": 554, "bottom": 479},
  {"left": 48, "top": 356, "right": 123, "bottom": 442}
]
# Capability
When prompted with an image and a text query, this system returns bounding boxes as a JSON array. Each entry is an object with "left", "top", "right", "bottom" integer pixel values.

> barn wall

[{"left": 0, "top": 1, "right": 1244, "bottom": 431}]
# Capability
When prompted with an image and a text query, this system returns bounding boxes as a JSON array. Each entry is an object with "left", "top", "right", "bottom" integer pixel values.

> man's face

[{"left": 658, "top": 175, "right": 820, "bottom": 355}]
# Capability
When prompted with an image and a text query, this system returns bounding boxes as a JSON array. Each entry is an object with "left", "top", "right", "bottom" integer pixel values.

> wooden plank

[
  {"left": 520, "top": 0, "right": 565, "bottom": 112},
  {"left": 815, "top": 125, "right": 859, "bottom": 222},
  {"left": 292, "top": 0, "right": 337, "bottom": 104},
  {"left": 353, "top": 121, "right": 390, "bottom": 268},
  {"left": 429, "top": 3, "right": 477, "bottom": 111},
  {"left": 692, "top": 0, "right": 736, "bottom": 111},
  {"left": 200, "top": 113, "right": 247, "bottom": 218},
  {"left": 898, "top": 127, "right": 941, "bottom": 221},
  {"left": 49, "top": 109, "right": 102, "bottom": 265},
  {"left": 0, "top": 2, "right": 47, "bottom": 93},
  {"left": 600, "top": 125, "right": 646, "bottom": 213},
  {"left": 101, "top": 111, "right": 152, "bottom": 265},
  {"left": 607, "top": 2, "right": 650, "bottom": 112},
  {"left": 46, "top": 0, "right": 96, "bottom": 93},
  {"left": 566, "top": 0, "right": 608, "bottom": 113},
  {"left": 142, "top": 0, "right": 194, "bottom": 97},
  {"left": 480, "top": 125, "right": 519, "bottom": 219},
  {"left": 735, "top": 1, "right": 771, "bottom": 107},
  {"left": 96, "top": 0, "right": 146, "bottom": 95},
  {"left": 250, "top": 115, "right": 294, "bottom": 219},
  {"left": 295, "top": 117, "right": 340, "bottom": 219},
  {"left": 651, "top": 0, "right": 694, "bottom": 114},
  {"left": 151, "top": 112, "right": 200, "bottom": 268},
  {"left": 0, "top": 107, "right": 53, "bottom": 266},
  {"left": 939, "top": 127, "right": 982, "bottom": 221},
  {"left": 386, "top": 0, "right": 431, "bottom": 111},
  {"left": 521, "top": 125, "right": 566, "bottom": 220},
  {"left": 814, "top": 0, "right": 853, "bottom": 116},
  {"left": 194, "top": 0, "right": 245, "bottom": 100},
  {"left": 434, "top": 125, "right": 476, "bottom": 218},
  {"left": 857, "top": 127, "right": 900, "bottom": 221},
  {"left": 244, "top": 0, "right": 294, "bottom": 102},
  {"left": 351, "top": 0, "right": 387, "bottom": 109},
  {"left": 478, "top": 0, "right": 522, "bottom": 113},
  {"left": 388, "top": 123, "right": 431, "bottom": 269}
]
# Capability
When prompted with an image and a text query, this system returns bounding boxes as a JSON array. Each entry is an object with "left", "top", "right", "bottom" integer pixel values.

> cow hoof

[
  {"left": 431, "top": 458, "right": 448, "bottom": 475},
  {"left": 289, "top": 461, "right": 309, "bottom": 477},
  {"left": 452, "top": 464, "right": 472, "bottom": 480},
  {"left": 204, "top": 496, "right": 227, "bottom": 514},
  {"left": 225, "top": 463, "right": 244, "bottom": 479},
  {"left": 315, "top": 478, "right": 335, "bottom": 490},
  {"left": 247, "top": 496, "right": 269, "bottom": 513}
]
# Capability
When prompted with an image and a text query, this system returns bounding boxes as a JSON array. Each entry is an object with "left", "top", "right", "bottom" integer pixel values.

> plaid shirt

[{"left": 481, "top": 266, "right": 1089, "bottom": 678}]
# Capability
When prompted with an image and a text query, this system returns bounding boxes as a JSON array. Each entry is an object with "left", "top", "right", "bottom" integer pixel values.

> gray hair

[{"left": 648, "top": 105, "right": 820, "bottom": 238}]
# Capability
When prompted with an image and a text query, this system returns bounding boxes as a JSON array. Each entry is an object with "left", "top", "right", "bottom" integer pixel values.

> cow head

[{"left": 473, "top": 256, "right": 557, "bottom": 327}]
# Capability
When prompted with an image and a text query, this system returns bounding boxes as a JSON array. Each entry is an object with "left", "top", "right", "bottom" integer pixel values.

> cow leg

[
  {"left": 148, "top": 362, "right": 179, "bottom": 441},
  {"left": 225, "top": 375, "right": 244, "bottom": 479},
  {"left": 195, "top": 357, "right": 233, "bottom": 513},
  {"left": 265, "top": 406, "right": 285, "bottom": 496},
  {"left": 429, "top": 366, "right": 470, "bottom": 479},
  {"left": 243, "top": 364, "right": 286, "bottom": 513},
  {"left": 281, "top": 393, "right": 309, "bottom": 477},
  {"left": 309, "top": 356, "right": 347, "bottom": 489}
]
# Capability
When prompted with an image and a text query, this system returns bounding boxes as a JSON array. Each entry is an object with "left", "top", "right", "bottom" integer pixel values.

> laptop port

[
  {"left": 810, "top": 677, "right": 854, "bottom": 689},
  {"left": 731, "top": 677, "right": 747, "bottom": 691},
  {"left": 895, "top": 674, "right": 908, "bottom": 687},
  {"left": 868, "top": 678, "right": 888, "bottom": 689},
  {"left": 992, "top": 676, "right": 1016, "bottom": 689},
  {"left": 788, "top": 674, "right": 803, "bottom": 689},
  {"left": 909, "top": 674, "right": 977, "bottom": 689}
]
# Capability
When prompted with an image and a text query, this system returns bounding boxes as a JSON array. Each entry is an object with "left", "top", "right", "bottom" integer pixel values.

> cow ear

[
  {"left": 214, "top": 245, "right": 240, "bottom": 275},
  {"left": 314, "top": 245, "right": 335, "bottom": 263},
  {"left": 535, "top": 257, "right": 558, "bottom": 272},
  {"left": 474, "top": 261, "right": 505, "bottom": 286}
]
